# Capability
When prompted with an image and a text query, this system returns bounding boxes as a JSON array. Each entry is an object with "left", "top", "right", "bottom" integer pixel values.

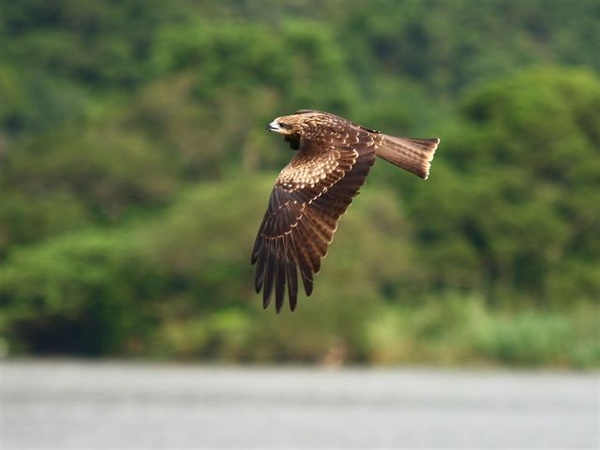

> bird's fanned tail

[{"left": 376, "top": 135, "right": 440, "bottom": 179}]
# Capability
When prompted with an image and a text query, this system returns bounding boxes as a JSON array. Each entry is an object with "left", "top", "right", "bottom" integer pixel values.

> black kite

[{"left": 252, "top": 110, "right": 439, "bottom": 312}]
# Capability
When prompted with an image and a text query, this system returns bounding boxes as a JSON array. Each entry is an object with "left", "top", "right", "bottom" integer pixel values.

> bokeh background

[{"left": 1, "top": 0, "right": 599, "bottom": 368}]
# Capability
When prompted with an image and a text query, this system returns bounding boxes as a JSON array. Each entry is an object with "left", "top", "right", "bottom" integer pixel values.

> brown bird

[{"left": 251, "top": 110, "right": 440, "bottom": 312}]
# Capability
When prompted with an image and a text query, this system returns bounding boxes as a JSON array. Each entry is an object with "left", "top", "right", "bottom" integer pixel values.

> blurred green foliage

[{"left": 1, "top": 0, "right": 598, "bottom": 367}]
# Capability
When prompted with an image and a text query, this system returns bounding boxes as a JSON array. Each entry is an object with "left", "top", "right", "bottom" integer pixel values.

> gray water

[{"left": 2, "top": 360, "right": 598, "bottom": 449}]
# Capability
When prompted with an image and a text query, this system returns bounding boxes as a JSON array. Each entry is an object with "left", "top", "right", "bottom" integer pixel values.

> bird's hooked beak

[{"left": 266, "top": 120, "right": 282, "bottom": 133}]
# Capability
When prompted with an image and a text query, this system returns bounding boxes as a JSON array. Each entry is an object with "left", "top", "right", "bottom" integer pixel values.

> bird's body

[{"left": 252, "top": 110, "right": 439, "bottom": 312}]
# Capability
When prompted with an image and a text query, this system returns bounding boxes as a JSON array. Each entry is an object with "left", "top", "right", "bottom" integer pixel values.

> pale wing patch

[
  {"left": 277, "top": 149, "right": 345, "bottom": 190},
  {"left": 265, "top": 149, "right": 359, "bottom": 238}
]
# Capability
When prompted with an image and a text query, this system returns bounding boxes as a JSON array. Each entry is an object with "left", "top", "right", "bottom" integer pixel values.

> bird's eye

[{"left": 279, "top": 122, "right": 289, "bottom": 128}]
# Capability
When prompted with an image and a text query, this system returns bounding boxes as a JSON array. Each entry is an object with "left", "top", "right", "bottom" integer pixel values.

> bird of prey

[{"left": 251, "top": 110, "right": 440, "bottom": 312}]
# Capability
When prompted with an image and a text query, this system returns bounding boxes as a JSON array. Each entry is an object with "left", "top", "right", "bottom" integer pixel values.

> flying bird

[{"left": 251, "top": 110, "right": 440, "bottom": 312}]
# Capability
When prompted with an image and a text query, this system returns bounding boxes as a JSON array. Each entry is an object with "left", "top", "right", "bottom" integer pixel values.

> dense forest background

[{"left": 1, "top": 0, "right": 599, "bottom": 367}]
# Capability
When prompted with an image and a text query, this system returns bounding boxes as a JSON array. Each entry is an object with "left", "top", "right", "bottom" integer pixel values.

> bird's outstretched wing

[{"left": 251, "top": 127, "right": 377, "bottom": 312}]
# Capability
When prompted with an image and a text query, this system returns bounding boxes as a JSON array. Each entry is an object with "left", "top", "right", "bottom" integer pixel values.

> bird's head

[
  {"left": 266, "top": 110, "right": 330, "bottom": 134},
  {"left": 266, "top": 114, "right": 305, "bottom": 136},
  {"left": 266, "top": 110, "right": 335, "bottom": 150}
]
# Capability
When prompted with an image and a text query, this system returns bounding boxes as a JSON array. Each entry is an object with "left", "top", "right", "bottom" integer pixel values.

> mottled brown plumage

[{"left": 252, "top": 110, "right": 440, "bottom": 312}]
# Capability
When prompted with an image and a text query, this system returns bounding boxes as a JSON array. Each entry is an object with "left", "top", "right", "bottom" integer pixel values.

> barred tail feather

[{"left": 376, "top": 135, "right": 440, "bottom": 179}]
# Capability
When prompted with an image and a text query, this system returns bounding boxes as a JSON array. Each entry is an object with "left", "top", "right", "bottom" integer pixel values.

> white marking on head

[{"left": 267, "top": 120, "right": 281, "bottom": 132}]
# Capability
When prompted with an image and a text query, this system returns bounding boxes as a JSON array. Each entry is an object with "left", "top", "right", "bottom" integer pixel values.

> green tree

[
  {"left": 0, "top": 126, "right": 180, "bottom": 256},
  {"left": 409, "top": 67, "right": 600, "bottom": 306}
]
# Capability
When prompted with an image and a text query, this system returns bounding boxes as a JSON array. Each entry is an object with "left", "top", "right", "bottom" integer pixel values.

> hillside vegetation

[{"left": 1, "top": 1, "right": 598, "bottom": 367}]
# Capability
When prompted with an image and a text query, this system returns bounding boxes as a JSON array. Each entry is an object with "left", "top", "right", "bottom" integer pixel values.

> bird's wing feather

[{"left": 252, "top": 124, "right": 376, "bottom": 312}]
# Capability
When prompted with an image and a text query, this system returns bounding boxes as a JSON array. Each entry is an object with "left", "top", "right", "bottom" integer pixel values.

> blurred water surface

[{"left": 2, "top": 360, "right": 598, "bottom": 449}]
